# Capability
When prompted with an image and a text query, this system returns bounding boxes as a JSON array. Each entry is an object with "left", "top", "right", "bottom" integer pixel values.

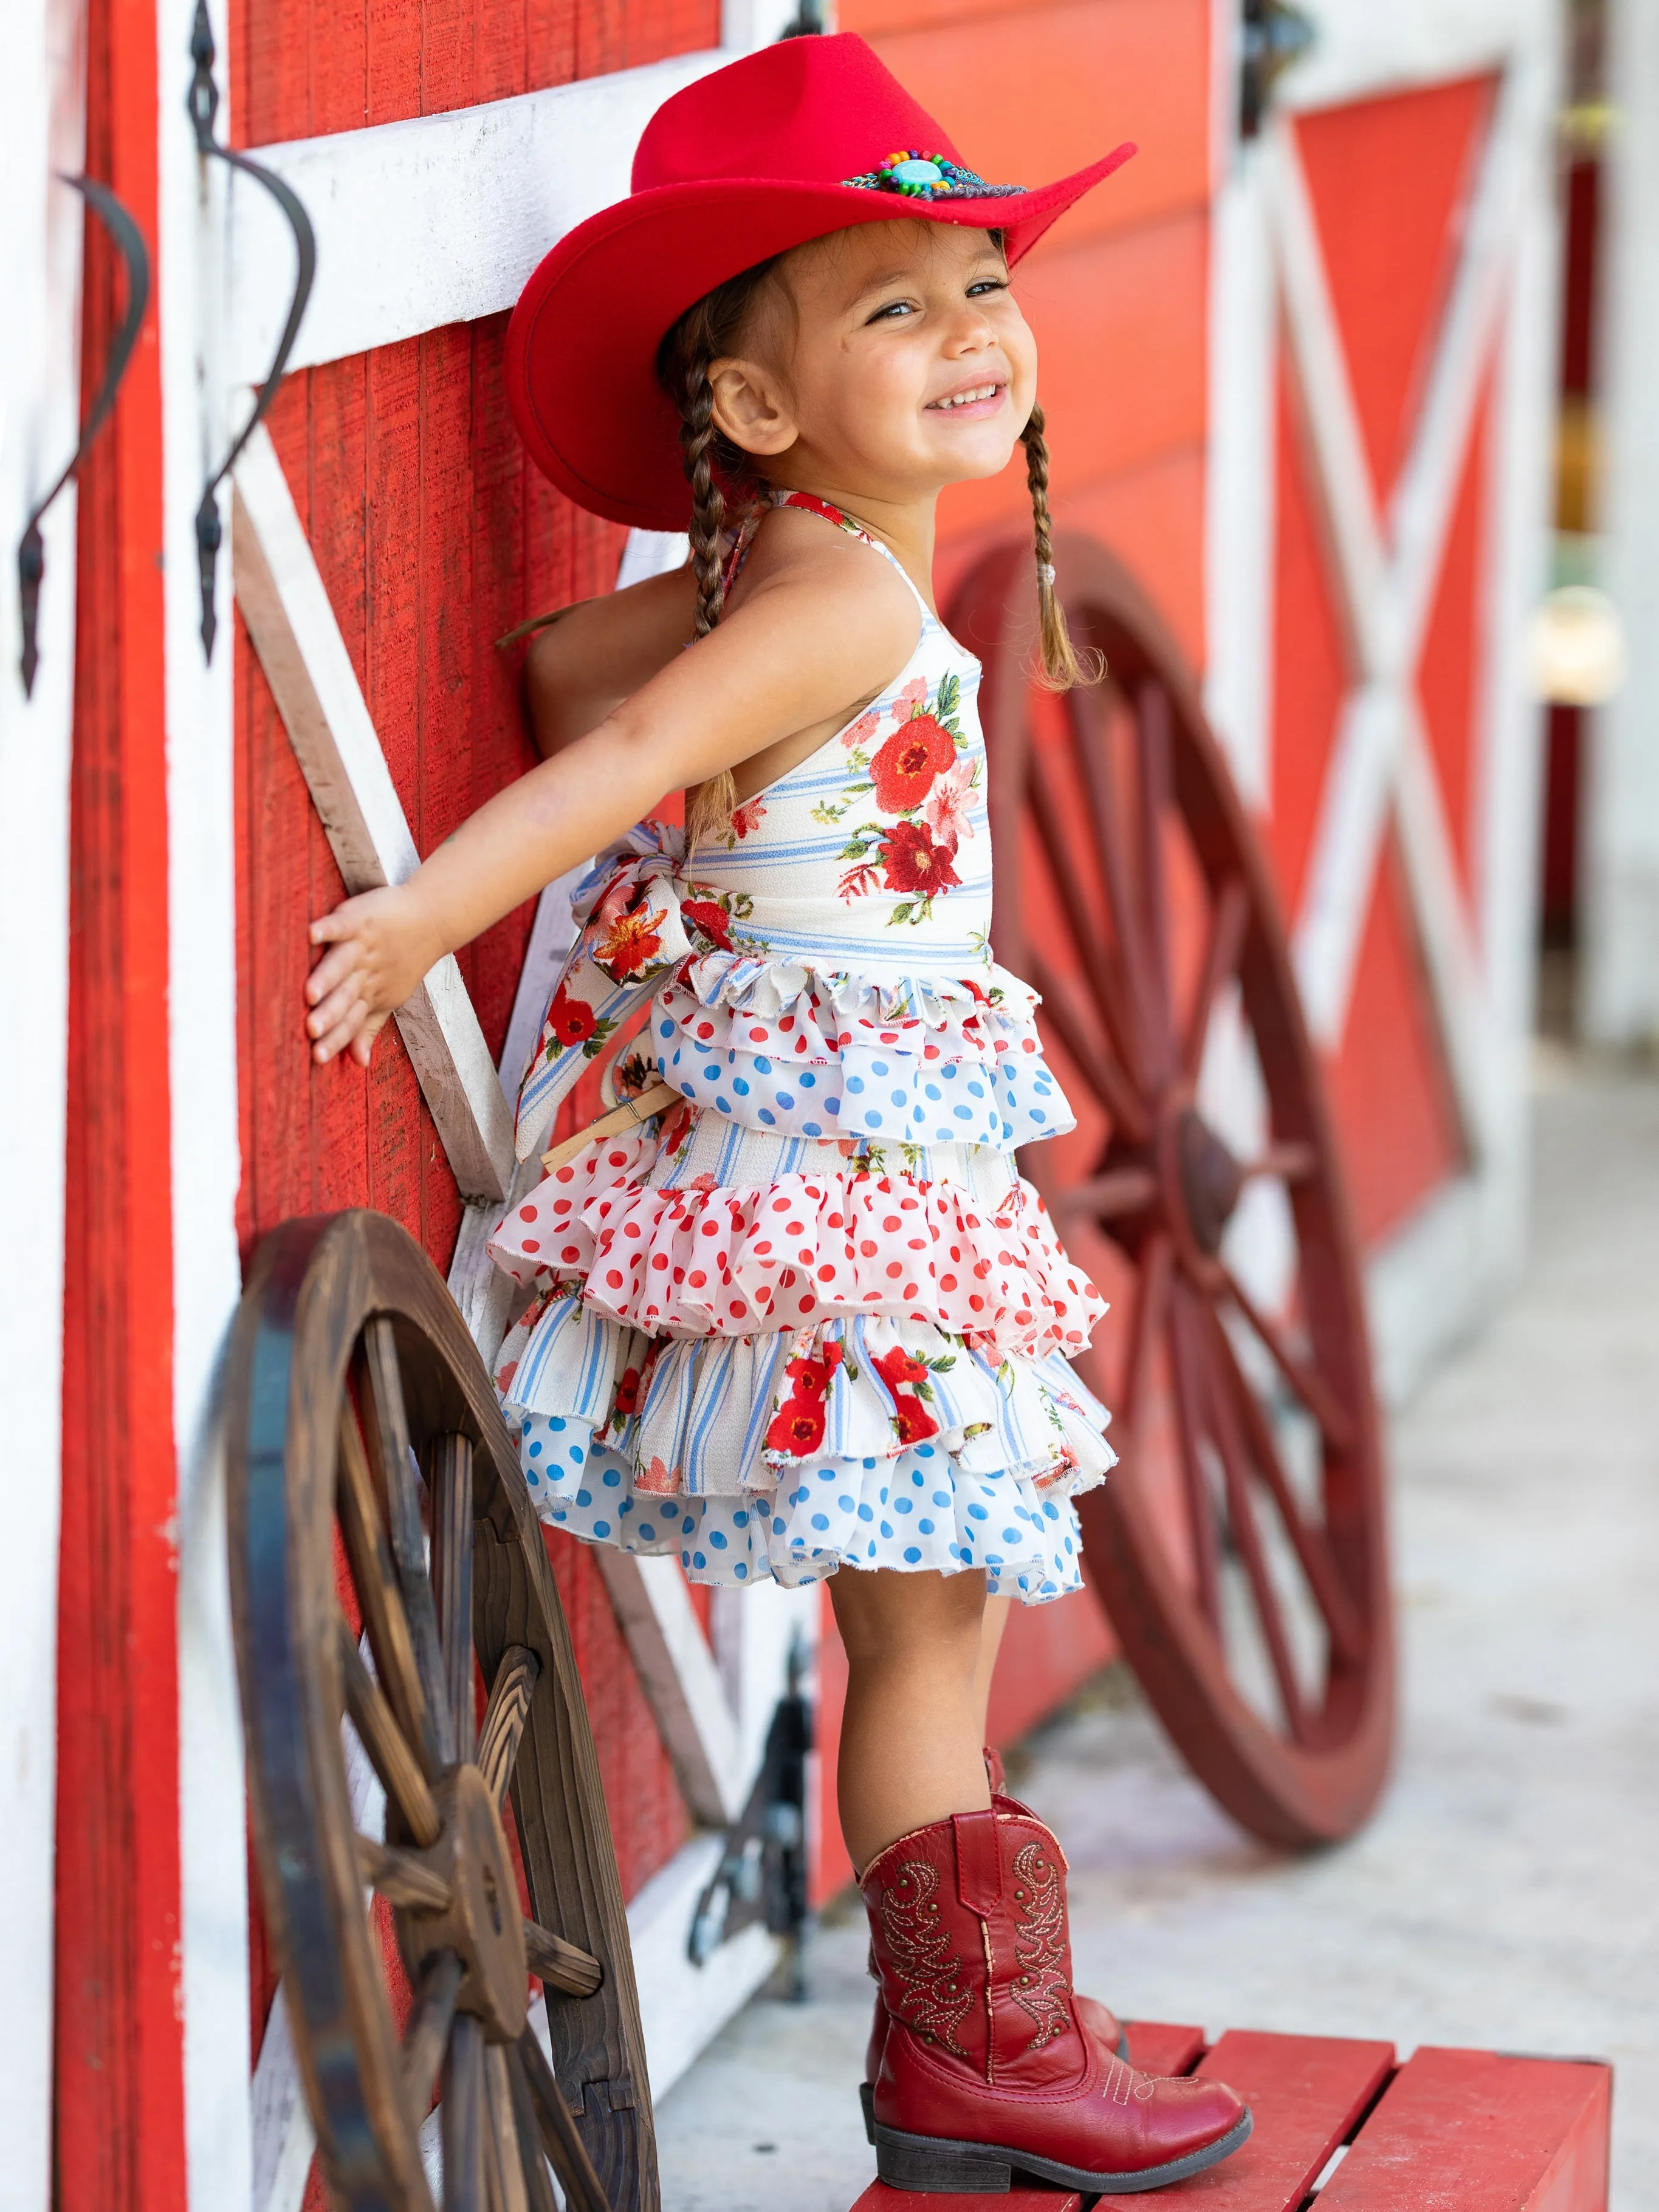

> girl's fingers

[
  {"left": 312, "top": 999, "right": 371, "bottom": 1065},
  {"left": 306, "top": 939, "right": 365, "bottom": 1005},
  {"left": 348, "top": 1011, "right": 391, "bottom": 1069},
  {"left": 306, "top": 974, "right": 371, "bottom": 1040}
]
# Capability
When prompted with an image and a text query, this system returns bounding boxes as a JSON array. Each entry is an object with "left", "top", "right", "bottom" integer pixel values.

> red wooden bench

[{"left": 850, "top": 2024, "right": 1611, "bottom": 2212}]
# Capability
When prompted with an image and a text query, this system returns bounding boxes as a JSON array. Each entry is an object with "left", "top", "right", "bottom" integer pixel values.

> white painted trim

[
  {"left": 232, "top": 422, "right": 517, "bottom": 1202},
  {"left": 0, "top": 5, "right": 84, "bottom": 2199},
  {"left": 624, "top": 1832, "right": 781, "bottom": 2101},
  {"left": 159, "top": 4, "right": 257, "bottom": 2209},
  {"left": 597, "top": 1555, "right": 746, "bottom": 1825},
  {"left": 1282, "top": 0, "right": 1556, "bottom": 113},
  {"left": 1581, "top": 0, "right": 1659, "bottom": 1044},
  {"left": 224, "top": 53, "right": 726, "bottom": 383},
  {"left": 1203, "top": 140, "right": 1278, "bottom": 810}
]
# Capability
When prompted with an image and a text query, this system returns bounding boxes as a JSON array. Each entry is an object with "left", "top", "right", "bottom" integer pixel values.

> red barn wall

[{"left": 227, "top": 0, "right": 721, "bottom": 1997}]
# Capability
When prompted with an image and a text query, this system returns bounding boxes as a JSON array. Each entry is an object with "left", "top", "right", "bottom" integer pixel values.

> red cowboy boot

[
  {"left": 860, "top": 1751, "right": 1128, "bottom": 2144},
  {"left": 862, "top": 1806, "right": 1250, "bottom": 2192}
]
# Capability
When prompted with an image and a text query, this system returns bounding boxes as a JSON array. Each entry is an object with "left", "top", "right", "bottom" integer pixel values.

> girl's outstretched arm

[
  {"left": 522, "top": 563, "right": 698, "bottom": 758},
  {"left": 304, "top": 533, "right": 915, "bottom": 1066}
]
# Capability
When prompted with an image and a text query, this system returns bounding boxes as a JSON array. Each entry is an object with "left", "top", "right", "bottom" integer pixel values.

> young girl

[{"left": 304, "top": 32, "right": 1249, "bottom": 2194}]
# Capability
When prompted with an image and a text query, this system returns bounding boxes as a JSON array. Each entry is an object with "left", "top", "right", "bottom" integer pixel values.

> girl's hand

[{"left": 306, "top": 882, "right": 441, "bottom": 1066}]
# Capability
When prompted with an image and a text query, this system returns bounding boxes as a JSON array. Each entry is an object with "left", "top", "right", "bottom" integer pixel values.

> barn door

[
  {"left": 1205, "top": 0, "right": 1561, "bottom": 1394},
  {"left": 214, "top": 6, "right": 819, "bottom": 2202}
]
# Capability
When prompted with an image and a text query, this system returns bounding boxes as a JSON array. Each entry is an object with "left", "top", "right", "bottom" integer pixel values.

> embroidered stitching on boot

[
  {"left": 1009, "top": 1839, "right": 1071, "bottom": 2052},
  {"left": 878, "top": 1860, "right": 974, "bottom": 2058}
]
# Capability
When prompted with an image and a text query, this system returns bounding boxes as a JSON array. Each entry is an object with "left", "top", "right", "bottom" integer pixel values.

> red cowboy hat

[{"left": 504, "top": 32, "right": 1135, "bottom": 531}]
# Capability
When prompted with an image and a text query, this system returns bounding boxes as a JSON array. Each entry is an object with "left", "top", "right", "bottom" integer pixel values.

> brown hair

[
  {"left": 654, "top": 241, "right": 1096, "bottom": 844},
  {"left": 656, "top": 256, "right": 781, "bottom": 847}
]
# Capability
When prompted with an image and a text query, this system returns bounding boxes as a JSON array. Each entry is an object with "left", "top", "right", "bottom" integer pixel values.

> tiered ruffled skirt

[{"left": 488, "top": 1106, "right": 1116, "bottom": 1603}]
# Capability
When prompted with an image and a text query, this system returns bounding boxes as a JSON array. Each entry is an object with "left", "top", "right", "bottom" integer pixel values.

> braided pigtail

[
  {"left": 1021, "top": 403, "right": 1101, "bottom": 690},
  {"left": 657, "top": 257, "right": 782, "bottom": 849}
]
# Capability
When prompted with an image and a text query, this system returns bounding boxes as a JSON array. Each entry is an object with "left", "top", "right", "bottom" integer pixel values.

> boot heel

[
  {"left": 874, "top": 2123, "right": 1012, "bottom": 2194},
  {"left": 859, "top": 2082, "right": 875, "bottom": 2146}
]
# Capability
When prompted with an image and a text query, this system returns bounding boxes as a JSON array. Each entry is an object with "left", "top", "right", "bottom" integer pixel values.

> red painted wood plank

[
  {"left": 55, "top": 0, "right": 187, "bottom": 2203},
  {"left": 850, "top": 2189, "right": 1082, "bottom": 2212},
  {"left": 1124, "top": 2020, "right": 1208, "bottom": 2077},
  {"left": 1321, "top": 2047, "right": 1612, "bottom": 2212},
  {"left": 1178, "top": 2031, "right": 1395, "bottom": 2207}
]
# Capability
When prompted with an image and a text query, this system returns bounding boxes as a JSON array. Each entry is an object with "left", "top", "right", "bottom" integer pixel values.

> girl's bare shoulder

[{"left": 727, "top": 501, "right": 921, "bottom": 661}]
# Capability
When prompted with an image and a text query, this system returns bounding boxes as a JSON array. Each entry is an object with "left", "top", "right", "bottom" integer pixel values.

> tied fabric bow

[{"left": 514, "top": 824, "right": 695, "bottom": 1161}]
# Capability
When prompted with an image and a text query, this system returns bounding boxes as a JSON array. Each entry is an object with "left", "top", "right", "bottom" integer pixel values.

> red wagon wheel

[{"left": 952, "top": 536, "right": 1393, "bottom": 1847}]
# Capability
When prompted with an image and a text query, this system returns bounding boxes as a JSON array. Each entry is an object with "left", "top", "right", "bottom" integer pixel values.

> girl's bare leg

[
  {"left": 830, "top": 1567, "right": 992, "bottom": 1872},
  {"left": 973, "top": 1592, "right": 1012, "bottom": 1747}
]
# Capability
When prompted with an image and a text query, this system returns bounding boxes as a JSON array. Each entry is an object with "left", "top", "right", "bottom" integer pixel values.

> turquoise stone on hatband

[{"left": 841, "top": 148, "right": 1026, "bottom": 202}]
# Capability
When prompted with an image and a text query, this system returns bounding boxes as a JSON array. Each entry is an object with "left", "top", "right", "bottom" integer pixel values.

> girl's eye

[
  {"left": 967, "top": 278, "right": 1008, "bottom": 298},
  {"left": 867, "top": 299, "right": 917, "bottom": 323}
]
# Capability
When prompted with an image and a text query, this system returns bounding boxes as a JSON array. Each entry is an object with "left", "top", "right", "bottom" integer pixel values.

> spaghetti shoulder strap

[{"left": 774, "top": 488, "right": 931, "bottom": 615}]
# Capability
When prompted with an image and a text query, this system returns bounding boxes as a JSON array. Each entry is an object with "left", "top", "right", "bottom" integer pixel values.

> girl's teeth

[{"left": 936, "top": 385, "right": 997, "bottom": 408}]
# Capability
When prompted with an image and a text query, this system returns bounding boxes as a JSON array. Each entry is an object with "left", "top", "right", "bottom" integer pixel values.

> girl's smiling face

[{"left": 707, "top": 219, "right": 1037, "bottom": 507}]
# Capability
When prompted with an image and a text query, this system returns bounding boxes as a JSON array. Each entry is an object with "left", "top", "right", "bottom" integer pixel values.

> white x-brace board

[
  {"left": 215, "top": 12, "right": 823, "bottom": 2205},
  {"left": 1203, "top": 0, "right": 1561, "bottom": 1403}
]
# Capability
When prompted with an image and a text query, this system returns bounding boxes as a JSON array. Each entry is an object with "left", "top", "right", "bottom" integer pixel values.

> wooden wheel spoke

[
  {"left": 1183, "top": 874, "right": 1250, "bottom": 1083},
  {"left": 432, "top": 1432, "right": 476, "bottom": 1761},
  {"left": 1056, "top": 1165, "right": 1159, "bottom": 1222},
  {"left": 523, "top": 1917, "right": 604, "bottom": 1999},
  {"left": 1197, "top": 1317, "right": 1312, "bottom": 1745},
  {"left": 1206, "top": 1318, "right": 1367, "bottom": 1668},
  {"left": 360, "top": 1316, "right": 455, "bottom": 1765},
  {"left": 504, "top": 2041, "right": 561, "bottom": 2212},
  {"left": 478, "top": 1645, "right": 541, "bottom": 1804},
  {"left": 337, "top": 1408, "right": 441, "bottom": 1781},
  {"left": 1245, "top": 1140, "right": 1318, "bottom": 1184},
  {"left": 1122, "top": 1231, "right": 1173, "bottom": 1439},
  {"left": 1025, "top": 745, "right": 1147, "bottom": 1088},
  {"left": 1222, "top": 1269, "right": 1357, "bottom": 1453},
  {"left": 517, "top": 2025, "right": 612, "bottom": 2212},
  {"left": 443, "top": 2014, "right": 487, "bottom": 2212},
  {"left": 400, "top": 1949, "right": 462, "bottom": 2125},
  {"left": 1070, "top": 683, "right": 1161, "bottom": 1073},
  {"left": 1166, "top": 1285, "right": 1223, "bottom": 1634},
  {"left": 1025, "top": 947, "right": 1150, "bottom": 1143},
  {"left": 484, "top": 2044, "right": 531, "bottom": 2212},
  {"left": 339, "top": 1622, "right": 441, "bottom": 1847},
  {"left": 355, "top": 1831, "right": 451, "bottom": 1913},
  {"left": 1135, "top": 677, "right": 1176, "bottom": 1081}
]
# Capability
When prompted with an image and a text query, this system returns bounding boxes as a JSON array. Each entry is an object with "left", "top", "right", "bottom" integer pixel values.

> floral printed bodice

[
  {"left": 685, "top": 490, "right": 991, "bottom": 965},
  {"left": 512, "top": 493, "right": 1075, "bottom": 1166}
]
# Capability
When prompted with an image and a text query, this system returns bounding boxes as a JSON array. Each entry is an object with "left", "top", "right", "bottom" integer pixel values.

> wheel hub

[
  {"left": 395, "top": 1762, "right": 528, "bottom": 2041},
  {"left": 1170, "top": 1106, "right": 1245, "bottom": 1256}
]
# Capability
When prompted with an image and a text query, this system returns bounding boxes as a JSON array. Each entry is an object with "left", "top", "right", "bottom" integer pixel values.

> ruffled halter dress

[{"left": 486, "top": 491, "right": 1115, "bottom": 1603}]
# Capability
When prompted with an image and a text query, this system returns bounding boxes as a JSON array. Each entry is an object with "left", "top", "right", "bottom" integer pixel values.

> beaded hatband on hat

[{"left": 842, "top": 149, "right": 1026, "bottom": 202}]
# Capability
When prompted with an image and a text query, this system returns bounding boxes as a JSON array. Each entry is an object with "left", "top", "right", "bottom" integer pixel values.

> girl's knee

[{"left": 831, "top": 1566, "right": 987, "bottom": 1666}]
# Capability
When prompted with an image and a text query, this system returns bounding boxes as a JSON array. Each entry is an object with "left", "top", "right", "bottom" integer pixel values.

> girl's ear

[{"left": 707, "top": 356, "right": 797, "bottom": 459}]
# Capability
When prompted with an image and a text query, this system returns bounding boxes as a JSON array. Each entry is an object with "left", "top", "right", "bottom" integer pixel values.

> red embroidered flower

[
  {"left": 594, "top": 904, "right": 663, "bottom": 979},
  {"left": 874, "top": 1344, "right": 930, "bottom": 1393},
  {"left": 546, "top": 985, "right": 597, "bottom": 1046},
  {"left": 767, "top": 1394, "right": 827, "bottom": 1455},
  {"left": 890, "top": 1394, "right": 939, "bottom": 1446},
  {"left": 681, "top": 899, "right": 733, "bottom": 951},
  {"left": 785, "top": 1342, "right": 844, "bottom": 1400},
  {"left": 614, "top": 1366, "right": 642, "bottom": 1419},
  {"left": 881, "top": 820, "right": 961, "bottom": 899},
  {"left": 871, "top": 714, "right": 957, "bottom": 811}
]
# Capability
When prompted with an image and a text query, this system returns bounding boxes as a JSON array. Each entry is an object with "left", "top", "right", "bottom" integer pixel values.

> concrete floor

[{"left": 654, "top": 1054, "right": 1659, "bottom": 2210}]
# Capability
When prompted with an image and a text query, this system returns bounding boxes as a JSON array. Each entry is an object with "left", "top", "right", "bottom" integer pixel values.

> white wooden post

[
  {"left": 1581, "top": 0, "right": 1659, "bottom": 1047},
  {"left": 0, "top": 7, "right": 86, "bottom": 2202}
]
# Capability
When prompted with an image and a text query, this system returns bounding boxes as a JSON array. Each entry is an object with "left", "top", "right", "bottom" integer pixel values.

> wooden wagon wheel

[
  {"left": 952, "top": 536, "right": 1394, "bottom": 1847},
  {"left": 225, "top": 1209, "right": 659, "bottom": 2212}
]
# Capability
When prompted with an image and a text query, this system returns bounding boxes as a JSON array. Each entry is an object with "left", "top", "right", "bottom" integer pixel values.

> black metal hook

[
  {"left": 187, "top": 0, "right": 315, "bottom": 660},
  {"left": 1240, "top": 0, "right": 1315, "bottom": 140},
  {"left": 15, "top": 177, "right": 151, "bottom": 700}
]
